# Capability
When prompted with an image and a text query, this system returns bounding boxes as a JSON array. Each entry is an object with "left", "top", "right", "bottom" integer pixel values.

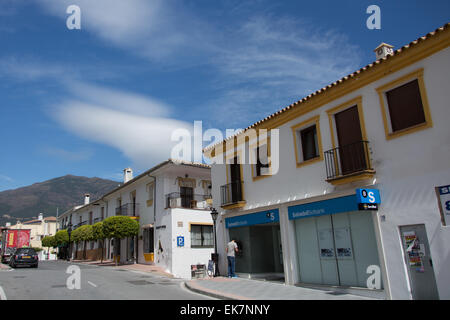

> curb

[{"left": 184, "top": 280, "right": 254, "bottom": 301}]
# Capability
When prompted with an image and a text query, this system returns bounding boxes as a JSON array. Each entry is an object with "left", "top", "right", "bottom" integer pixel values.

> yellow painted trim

[
  {"left": 290, "top": 115, "right": 323, "bottom": 168},
  {"left": 326, "top": 171, "right": 376, "bottom": 185},
  {"left": 204, "top": 29, "right": 450, "bottom": 157},
  {"left": 221, "top": 201, "right": 247, "bottom": 210},
  {"left": 249, "top": 136, "right": 273, "bottom": 181},
  {"left": 189, "top": 222, "right": 214, "bottom": 232},
  {"left": 326, "top": 96, "right": 372, "bottom": 175},
  {"left": 376, "top": 68, "right": 433, "bottom": 140}
]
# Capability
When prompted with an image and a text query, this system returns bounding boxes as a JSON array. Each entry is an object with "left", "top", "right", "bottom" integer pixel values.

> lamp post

[
  {"left": 210, "top": 207, "right": 220, "bottom": 277},
  {"left": 67, "top": 223, "right": 72, "bottom": 262}
]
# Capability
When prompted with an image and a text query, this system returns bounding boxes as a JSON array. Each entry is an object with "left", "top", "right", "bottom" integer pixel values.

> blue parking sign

[{"left": 177, "top": 236, "right": 184, "bottom": 247}]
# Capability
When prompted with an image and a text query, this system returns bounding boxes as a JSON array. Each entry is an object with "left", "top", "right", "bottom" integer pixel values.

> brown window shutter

[{"left": 386, "top": 79, "right": 426, "bottom": 132}]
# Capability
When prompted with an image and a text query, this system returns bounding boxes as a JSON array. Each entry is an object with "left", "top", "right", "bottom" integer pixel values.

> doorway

[
  {"left": 295, "top": 211, "right": 382, "bottom": 288},
  {"left": 399, "top": 224, "right": 439, "bottom": 300},
  {"left": 334, "top": 105, "right": 366, "bottom": 175},
  {"left": 229, "top": 223, "right": 284, "bottom": 280}
]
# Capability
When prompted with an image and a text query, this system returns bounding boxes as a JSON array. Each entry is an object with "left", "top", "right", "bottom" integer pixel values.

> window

[
  {"left": 377, "top": 68, "right": 432, "bottom": 140},
  {"left": 146, "top": 183, "right": 154, "bottom": 207},
  {"left": 386, "top": 79, "right": 425, "bottom": 132},
  {"left": 291, "top": 115, "right": 323, "bottom": 167},
  {"left": 254, "top": 144, "right": 270, "bottom": 177},
  {"left": 299, "top": 125, "right": 319, "bottom": 161},
  {"left": 190, "top": 224, "right": 214, "bottom": 248}
]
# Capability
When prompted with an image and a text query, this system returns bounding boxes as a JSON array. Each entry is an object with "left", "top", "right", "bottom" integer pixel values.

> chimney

[
  {"left": 84, "top": 194, "right": 90, "bottom": 205},
  {"left": 374, "top": 43, "right": 394, "bottom": 60},
  {"left": 38, "top": 213, "right": 44, "bottom": 221},
  {"left": 124, "top": 168, "right": 133, "bottom": 183}
]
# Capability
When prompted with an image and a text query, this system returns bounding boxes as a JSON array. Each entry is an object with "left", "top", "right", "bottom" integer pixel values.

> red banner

[{"left": 6, "top": 230, "right": 31, "bottom": 248}]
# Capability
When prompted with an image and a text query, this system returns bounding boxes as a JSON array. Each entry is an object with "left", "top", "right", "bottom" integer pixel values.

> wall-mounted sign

[
  {"left": 356, "top": 188, "right": 380, "bottom": 211},
  {"left": 177, "top": 236, "right": 185, "bottom": 247},
  {"left": 288, "top": 195, "right": 358, "bottom": 220},
  {"left": 436, "top": 185, "right": 450, "bottom": 226},
  {"left": 225, "top": 209, "right": 279, "bottom": 229}
]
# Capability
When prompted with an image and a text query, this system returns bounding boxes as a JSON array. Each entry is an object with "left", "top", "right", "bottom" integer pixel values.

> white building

[
  {"left": 204, "top": 23, "right": 450, "bottom": 299},
  {"left": 58, "top": 159, "right": 214, "bottom": 280}
]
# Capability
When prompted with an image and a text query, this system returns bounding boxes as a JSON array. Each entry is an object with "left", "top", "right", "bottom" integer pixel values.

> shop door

[
  {"left": 334, "top": 106, "right": 365, "bottom": 175},
  {"left": 400, "top": 225, "right": 439, "bottom": 300},
  {"left": 296, "top": 211, "right": 381, "bottom": 288}
]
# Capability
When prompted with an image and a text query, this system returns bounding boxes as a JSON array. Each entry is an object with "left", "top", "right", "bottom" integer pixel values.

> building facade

[
  {"left": 205, "top": 24, "right": 450, "bottom": 299},
  {"left": 10, "top": 214, "right": 57, "bottom": 260},
  {"left": 58, "top": 159, "right": 214, "bottom": 280}
]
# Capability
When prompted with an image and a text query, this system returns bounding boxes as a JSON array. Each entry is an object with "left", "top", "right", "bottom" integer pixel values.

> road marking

[
  {"left": 88, "top": 281, "right": 98, "bottom": 288},
  {"left": 0, "top": 286, "right": 7, "bottom": 300}
]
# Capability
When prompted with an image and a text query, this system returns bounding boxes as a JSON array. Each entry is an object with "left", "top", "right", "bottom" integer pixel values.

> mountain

[{"left": 0, "top": 175, "right": 120, "bottom": 226}]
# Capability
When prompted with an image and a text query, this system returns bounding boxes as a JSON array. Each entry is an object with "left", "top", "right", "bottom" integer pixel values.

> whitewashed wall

[{"left": 211, "top": 47, "right": 450, "bottom": 299}]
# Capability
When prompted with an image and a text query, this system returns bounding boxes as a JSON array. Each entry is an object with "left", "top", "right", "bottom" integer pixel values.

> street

[{"left": 0, "top": 260, "right": 213, "bottom": 300}]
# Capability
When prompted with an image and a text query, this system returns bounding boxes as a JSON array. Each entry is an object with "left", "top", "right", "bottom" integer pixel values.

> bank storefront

[
  {"left": 225, "top": 209, "right": 284, "bottom": 280},
  {"left": 289, "top": 190, "right": 383, "bottom": 289}
]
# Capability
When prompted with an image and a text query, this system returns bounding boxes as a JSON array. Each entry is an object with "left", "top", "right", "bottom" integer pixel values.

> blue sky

[{"left": 0, "top": 0, "right": 449, "bottom": 191}]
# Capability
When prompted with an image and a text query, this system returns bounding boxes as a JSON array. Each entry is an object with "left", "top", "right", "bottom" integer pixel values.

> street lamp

[
  {"left": 210, "top": 207, "right": 220, "bottom": 277},
  {"left": 67, "top": 223, "right": 73, "bottom": 262}
]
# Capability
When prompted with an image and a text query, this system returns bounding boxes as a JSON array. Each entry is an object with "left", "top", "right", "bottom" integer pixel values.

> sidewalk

[
  {"left": 0, "top": 263, "right": 11, "bottom": 270},
  {"left": 70, "top": 259, "right": 174, "bottom": 278},
  {"left": 185, "top": 277, "right": 383, "bottom": 300}
]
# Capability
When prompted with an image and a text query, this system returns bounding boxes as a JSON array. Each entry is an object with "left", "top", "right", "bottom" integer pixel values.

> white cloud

[
  {"left": 53, "top": 83, "right": 193, "bottom": 169},
  {"left": 36, "top": 0, "right": 213, "bottom": 62},
  {"left": 41, "top": 146, "right": 94, "bottom": 162},
  {"left": 0, "top": 174, "right": 14, "bottom": 183}
]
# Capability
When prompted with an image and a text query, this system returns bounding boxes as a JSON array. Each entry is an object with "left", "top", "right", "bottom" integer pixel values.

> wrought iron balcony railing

[
  {"left": 165, "top": 192, "right": 211, "bottom": 210},
  {"left": 220, "top": 181, "right": 244, "bottom": 207},
  {"left": 324, "top": 140, "right": 373, "bottom": 181},
  {"left": 115, "top": 203, "right": 140, "bottom": 217}
]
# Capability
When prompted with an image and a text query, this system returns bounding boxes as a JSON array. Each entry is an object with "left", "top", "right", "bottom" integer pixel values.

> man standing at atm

[{"left": 226, "top": 239, "right": 239, "bottom": 278}]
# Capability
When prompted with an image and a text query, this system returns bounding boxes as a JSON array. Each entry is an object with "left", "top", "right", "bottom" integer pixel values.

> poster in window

[
  {"left": 318, "top": 229, "right": 335, "bottom": 258},
  {"left": 334, "top": 227, "right": 353, "bottom": 258},
  {"left": 403, "top": 231, "right": 424, "bottom": 272}
]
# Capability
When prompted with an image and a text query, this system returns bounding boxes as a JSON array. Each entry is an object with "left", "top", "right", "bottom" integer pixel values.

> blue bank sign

[
  {"left": 225, "top": 209, "right": 279, "bottom": 229},
  {"left": 288, "top": 195, "right": 358, "bottom": 220},
  {"left": 289, "top": 189, "right": 381, "bottom": 220}
]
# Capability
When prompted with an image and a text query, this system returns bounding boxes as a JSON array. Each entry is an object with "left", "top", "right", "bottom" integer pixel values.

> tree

[
  {"left": 54, "top": 230, "right": 69, "bottom": 260},
  {"left": 42, "top": 236, "right": 56, "bottom": 248},
  {"left": 103, "top": 216, "right": 139, "bottom": 265},
  {"left": 74, "top": 225, "right": 94, "bottom": 260},
  {"left": 42, "top": 235, "right": 57, "bottom": 260},
  {"left": 55, "top": 230, "right": 69, "bottom": 246},
  {"left": 92, "top": 222, "right": 105, "bottom": 263}
]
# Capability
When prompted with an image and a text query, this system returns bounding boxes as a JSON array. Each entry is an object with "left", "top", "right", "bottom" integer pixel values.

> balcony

[
  {"left": 165, "top": 193, "right": 211, "bottom": 210},
  {"left": 220, "top": 181, "right": 246, "bottom": 209},
  {"left": 115, "top": 203, "right": 140, "bottom": 218},
  {"left": 324, "top": 140, "right": 375, "bottom": 185},
  {"left": 73, "top": 221, "right": 88, "bottom": 230}
]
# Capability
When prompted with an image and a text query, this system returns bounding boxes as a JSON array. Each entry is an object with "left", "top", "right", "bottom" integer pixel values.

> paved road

[{"left": 0, "top": 260, "right": 213, "bottom": 300}]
